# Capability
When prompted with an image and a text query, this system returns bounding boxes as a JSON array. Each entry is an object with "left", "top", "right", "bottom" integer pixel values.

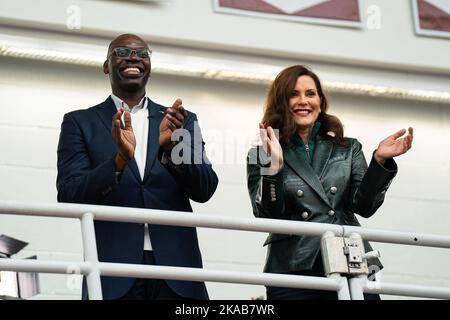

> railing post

[
  {"left": 347, "top": 232, "right": 366, "bottom": 300},
  {"left": 328, "top": 273, "right": 351, "bottom": 300},
  {"left": 321, "top": 231, "right": 351, "bottom": 300},
  {"left": 81, "top": 212, "right": 103, "bottom": 300},
  {"left": 349, "top": 275, "right": 366, "bottom": 300}
]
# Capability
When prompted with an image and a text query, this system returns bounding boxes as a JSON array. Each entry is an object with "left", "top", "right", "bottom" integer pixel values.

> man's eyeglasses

[{"left": 109, "top": 47, "right": 152, "bottom": 59}]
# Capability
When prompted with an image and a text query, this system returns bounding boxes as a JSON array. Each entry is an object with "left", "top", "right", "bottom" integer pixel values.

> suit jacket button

[
  {"left": 330, "top": 187, "right": 337, "bottom": 194},
  {"left": 296, "top": 190, "right": 304, "bottom": 197},
  {"left": 328, "top": 210, "right": 335, "bottom": 216},
  {"left": 301, "top": 211, "right": 309, "bottom": 219}
]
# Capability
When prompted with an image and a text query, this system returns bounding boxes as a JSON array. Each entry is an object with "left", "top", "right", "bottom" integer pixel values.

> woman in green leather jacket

[{"left": 247, "top": 65, "right": 413, "bottom": 300}]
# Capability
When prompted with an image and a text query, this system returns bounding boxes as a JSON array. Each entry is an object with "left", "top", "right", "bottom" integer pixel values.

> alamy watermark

[
  {"left": 366, "top": 4, "right": 381, "bottom": 30},
  {"left": 66, "top": 5, "right": 81, "bottom": 30},
  {"left": 366, "top": 264, "right": 382, "bottom": 290},
  {"left": 169, "top": 123, "right": 279, "bottom": 175},
  {"left": 66, "top": 264, "right": 82, "bottom": 291}
]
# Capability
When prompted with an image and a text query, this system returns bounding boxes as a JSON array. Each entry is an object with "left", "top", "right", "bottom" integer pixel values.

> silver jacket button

[
  {"left": 330, "top": 187, "right": 337, "bottom": 194},
  {"left": 328, "top": 210, "right": 335, "bottom": 216},
  {"left": 301, "top": 211, "right": 309, "bottom": 219},
  {"left": 296, "top": 190, "right": 304, "bottom": 197}
]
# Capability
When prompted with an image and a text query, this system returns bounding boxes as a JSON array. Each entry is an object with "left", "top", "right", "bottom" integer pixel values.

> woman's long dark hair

[{"left": 262, "top": 65, "right": 345, "bottom": 145}]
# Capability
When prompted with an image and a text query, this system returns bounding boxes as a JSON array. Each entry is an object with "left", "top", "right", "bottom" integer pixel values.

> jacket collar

[
  {"left": 312, "top": 134, "right": 334, "bottom": 179},
  {"left": 290, "top": 122, "right": 321, "bottom": 148}
]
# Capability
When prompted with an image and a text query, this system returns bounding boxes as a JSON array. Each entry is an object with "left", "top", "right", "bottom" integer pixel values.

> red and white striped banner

[
  {"left": 213, "top": 0, "right": 362, "bottom": 28},
  {"left": 412, "top": 0, "right": 450, "bottom": 38}
]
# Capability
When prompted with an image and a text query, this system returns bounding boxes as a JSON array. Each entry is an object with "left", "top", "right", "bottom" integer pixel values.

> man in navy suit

[{"left": 56, "top": 34, "right": 218, "bottom": 300}]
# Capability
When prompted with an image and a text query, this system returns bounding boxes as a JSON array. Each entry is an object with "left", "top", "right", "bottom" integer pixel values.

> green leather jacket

[{"left": 246, "top": 134, "right": 397, "bottom": 274}]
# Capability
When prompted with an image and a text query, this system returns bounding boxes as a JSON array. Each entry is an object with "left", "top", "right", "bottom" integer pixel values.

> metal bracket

[
  {"left": 344, "top": 237, "right": 368, "bottom": 274},
  {"left": 321, "top": 233, "right": 380, "bottom": 276}
]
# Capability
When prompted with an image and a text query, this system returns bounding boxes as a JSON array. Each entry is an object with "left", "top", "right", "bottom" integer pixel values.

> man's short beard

[{"left": 120, "top": 81, "right": 146, "bottom": 93}]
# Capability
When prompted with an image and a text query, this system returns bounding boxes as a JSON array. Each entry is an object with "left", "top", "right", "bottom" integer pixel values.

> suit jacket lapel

[
  {"left": 283, "top": 143, "right": 331, "bottom": 207},
  {"left": 94, "top": 96, "right": 141, "bottom": 182},
  {"left": 143, "top": 99, "right": 165, "bottom": 183},
  {"left": 312, "top": 135, "right": 334, "bottom": 179},
  {"left": 95, "top": 96, "right": 116, "bottom": 133}
]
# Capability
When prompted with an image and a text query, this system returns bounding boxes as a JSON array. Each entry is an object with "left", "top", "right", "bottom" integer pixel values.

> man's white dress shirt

[{"left": 111, "top": 94, "right": 152, "bottom": 250}]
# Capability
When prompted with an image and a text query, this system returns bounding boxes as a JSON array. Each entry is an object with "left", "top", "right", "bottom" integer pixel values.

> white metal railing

[{"left": 1, "top": 200, "right": 450, "bottom": 300}]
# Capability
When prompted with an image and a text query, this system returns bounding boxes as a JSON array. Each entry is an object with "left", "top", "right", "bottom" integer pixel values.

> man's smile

[{"left": 119, "top": 65, "right": 145, "bottom": 78}]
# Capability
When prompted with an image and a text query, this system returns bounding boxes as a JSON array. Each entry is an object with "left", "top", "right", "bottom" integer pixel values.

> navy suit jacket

[{"left": 56, "top": 97, "right": 218, "bottom": 299}]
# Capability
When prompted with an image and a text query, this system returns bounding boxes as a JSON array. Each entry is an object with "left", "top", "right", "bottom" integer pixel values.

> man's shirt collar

[{"left": 110, "top": 94, "right": 148, "bottom": 113}]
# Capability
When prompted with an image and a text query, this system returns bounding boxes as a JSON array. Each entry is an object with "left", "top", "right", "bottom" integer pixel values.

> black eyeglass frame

[{"left": 108, "top": 47, "right": 152, "bottom": 59}]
